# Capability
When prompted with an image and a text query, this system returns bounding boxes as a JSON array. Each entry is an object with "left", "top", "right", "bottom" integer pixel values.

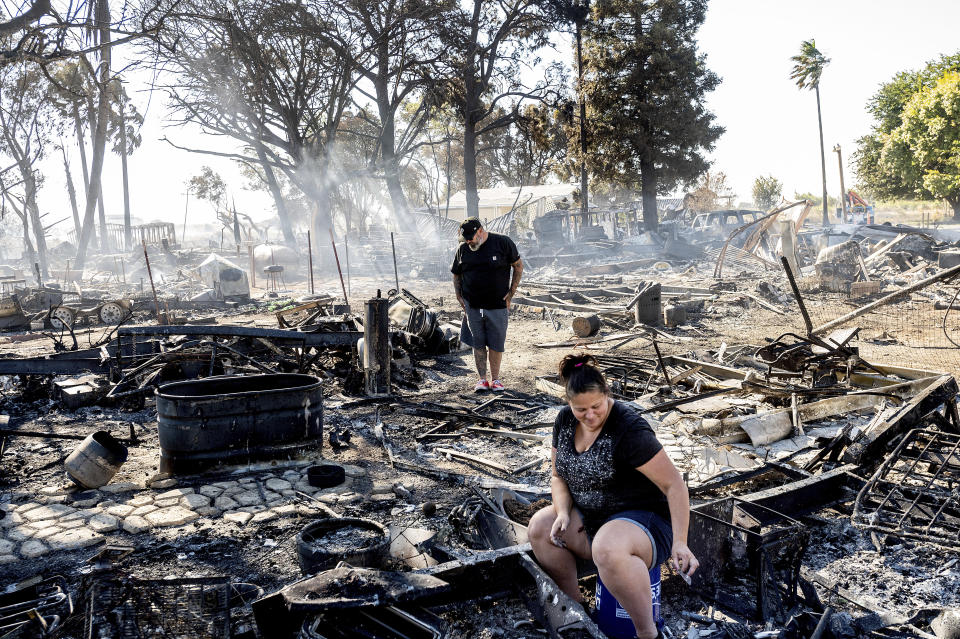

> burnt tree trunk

[
  {"left": 84, "top": 90, "right": 110, "bottom": 252},
  {"left": 461, "top": 0, "right": 482, "bottom": 222},
  {"left": 72, "top": 106, "right": 99, "bottom": 251},
  {"left": 61, "top": 145, "right": 82, "bottom": 239},
  {"left": 254, "top": 143, "right": 295, "bottom": 246},
  {"left": 374, "top": 71, "right": 415, "bottom": 232},
  {"left": 462, "top": 121, "right": 480, "bottom": 221},
  {"left": 6, "top": 198, "right": 36, "bottom": 267},
  {"left": 119, "top": 87, "right": 131, "bottom": 251},
  {"left": 20, "top": 163, "right": 47, "bottom": 277}
]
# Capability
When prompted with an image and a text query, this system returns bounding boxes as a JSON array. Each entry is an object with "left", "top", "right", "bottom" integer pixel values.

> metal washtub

[{"left": 156, "top": 373, "right": 323, "bottom": 473}]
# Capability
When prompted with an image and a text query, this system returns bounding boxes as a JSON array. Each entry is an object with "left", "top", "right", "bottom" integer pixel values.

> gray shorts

[{"left": 460, "top": 303, "right": 508, "bottom": 352}]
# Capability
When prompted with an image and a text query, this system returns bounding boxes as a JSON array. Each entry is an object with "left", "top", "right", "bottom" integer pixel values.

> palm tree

[{"left": 791, "top": 39, "right": 831, "bottom": 226}]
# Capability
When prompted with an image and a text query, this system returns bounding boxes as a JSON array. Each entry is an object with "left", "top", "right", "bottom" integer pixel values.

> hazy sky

[
  {"left": 699, "top": 0, "right": 960, "bottom": 205},
  {"left": 35, "top": 1, "right": 960, "bottom": 237}
]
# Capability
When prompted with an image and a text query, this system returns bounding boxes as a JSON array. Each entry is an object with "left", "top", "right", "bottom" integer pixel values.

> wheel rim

[
  {"left": 50, "top": 308, "right": 74, "bottom": 329},
  {"left": 100, "top": 303, "right": 126, "bottom": 324}
]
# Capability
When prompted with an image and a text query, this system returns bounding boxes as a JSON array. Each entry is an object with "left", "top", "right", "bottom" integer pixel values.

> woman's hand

[
  {"left": 670, "top": 541, "right": 699, "bottom": 580},
  {"left": 550, "top": 510, "right": 571, "bottom": 548}
]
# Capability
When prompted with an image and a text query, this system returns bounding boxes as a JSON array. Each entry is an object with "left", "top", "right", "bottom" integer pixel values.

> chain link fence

[{"left": 798, "top": 278, "right": 960, "bottom": 376}]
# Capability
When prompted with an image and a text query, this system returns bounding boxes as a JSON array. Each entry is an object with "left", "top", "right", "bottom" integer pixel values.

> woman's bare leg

[
  {"left": 592, "top": 520, "right": 658, "bottom": 639},
  {"left": 528, "top": 505, "right": 591, "bottom": 601}
]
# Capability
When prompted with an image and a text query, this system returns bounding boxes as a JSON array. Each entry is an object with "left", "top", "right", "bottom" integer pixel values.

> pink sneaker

[
  {"left": 490, "top": 379, "right": 505, "bottom": 392},
  {"left": 474, "top": 378, "right": 491, "bottom": 392}
]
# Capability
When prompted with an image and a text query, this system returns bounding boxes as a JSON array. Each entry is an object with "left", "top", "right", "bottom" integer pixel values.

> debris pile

[{"left": 2, "top": 216, "right": 960, "bottom": 638}]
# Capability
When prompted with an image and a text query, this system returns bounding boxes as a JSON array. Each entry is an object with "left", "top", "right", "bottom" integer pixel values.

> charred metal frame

[
  {"left": 0, "top": 575, "right": 72, "bottom": 636},
  {"left": 687, "top": 498, "right": 809, "bottom": 622},
  {"left": 853, "top": 428, "right": 960, "bottom": 551},
  {"left": 117, "top": 324, "right": 365, "bottom": 347},
  {"left": 844, "top": 375, "right": 959, "bottom": 466}
]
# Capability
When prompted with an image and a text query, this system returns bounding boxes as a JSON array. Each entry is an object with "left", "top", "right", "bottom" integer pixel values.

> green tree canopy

[
  {"left": 752, "top": 175, "right": 782, "bottom": 210},
  {"left": 852, "top": 52, "right": 960, "bottom": 217},
  {"left": 582, "top": 0, "right": 723, "bottom": 231},
  {"left": 896, "top": 71, "right": 960, "bottom": 215}
]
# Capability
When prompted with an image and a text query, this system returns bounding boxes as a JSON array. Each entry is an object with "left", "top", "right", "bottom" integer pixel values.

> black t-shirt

[
  {"left": 552, "top": 400, "right": 670, "bottom": 535},
  {"left": 450, "top": 232, "right": 520, "bottom": 309}
]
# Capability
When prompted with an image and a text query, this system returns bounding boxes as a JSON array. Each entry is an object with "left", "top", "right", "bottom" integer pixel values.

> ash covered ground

[{"left": 1, "top": 260, "right": 959, "bottom": 638}]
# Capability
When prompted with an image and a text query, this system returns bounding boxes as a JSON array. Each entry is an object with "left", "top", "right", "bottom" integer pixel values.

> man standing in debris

[{"left": 451, "top": 218, "right": 523, "bottom": 392}]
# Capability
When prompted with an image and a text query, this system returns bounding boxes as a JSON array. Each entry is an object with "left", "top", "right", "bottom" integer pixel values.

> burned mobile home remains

[{"left": 1, "top": 205, "right": 960, "bottom": 639}]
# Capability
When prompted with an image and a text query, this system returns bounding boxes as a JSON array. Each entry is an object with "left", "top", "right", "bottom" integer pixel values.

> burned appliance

[{"left": 388, "top": 289, "right": 458, "bottom": 354}]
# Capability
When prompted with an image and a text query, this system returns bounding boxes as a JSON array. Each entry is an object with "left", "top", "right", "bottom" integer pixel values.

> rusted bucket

[{"left": 64, "top": 431, "right": 128, "bottom": 489}]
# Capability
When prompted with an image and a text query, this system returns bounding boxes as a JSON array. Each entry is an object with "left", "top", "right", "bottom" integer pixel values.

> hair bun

[{"left": 558, "top": 353, "right": 597, "bottom": 381}]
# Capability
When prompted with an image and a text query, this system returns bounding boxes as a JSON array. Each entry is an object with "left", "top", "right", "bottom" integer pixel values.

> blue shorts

[
  {"left": 596, "top": 510, "right": 673, "bottom": 568},
  {"left": 460, "top": 303, "right": 508, "bottom": 352}
]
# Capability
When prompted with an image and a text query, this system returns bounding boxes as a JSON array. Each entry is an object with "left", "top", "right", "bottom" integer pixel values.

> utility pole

[{"left": 833, "top": 144, "right": 847, "bottom": 222}]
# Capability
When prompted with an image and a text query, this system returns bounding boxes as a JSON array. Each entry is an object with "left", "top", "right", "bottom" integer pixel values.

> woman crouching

[{"left": 529, "top": 354, "right": 698, "bottom": 639}]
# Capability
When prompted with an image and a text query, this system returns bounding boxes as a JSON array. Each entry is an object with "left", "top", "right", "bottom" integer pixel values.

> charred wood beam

[
  {"left": 398, "top": 405, "right": 514, "bottom": 428},
  {"left": 435, "top": 447, "right": 513, "bottom": 474},
  {"left": 0, "top": 356, "right": 107, "bottom": 375},
  {"left": 639, "top": 387, "right": 735, "bottom": 414},
  {"left": 739, "top": 463, "right": 860, "bottom": 515},
  {"left": 118, "top": 325, "right": 370, "bottom": 347},
  {"left": 843, "top": 375, "right": 958, "bottom": 467}
]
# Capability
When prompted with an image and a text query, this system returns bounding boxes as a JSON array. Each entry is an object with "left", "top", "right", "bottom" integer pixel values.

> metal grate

[
  {"left": 84, "top": 576, "right": 231, "bottom": 639},
  {"left": 853, "top": 428, "right": 960, "bottom": 550}
]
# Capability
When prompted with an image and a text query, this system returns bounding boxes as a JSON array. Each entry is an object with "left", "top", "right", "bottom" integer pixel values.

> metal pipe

[
  {"left": 390, "top": 231, "right": 400, "bottom": 292},
  {"left": 307, "top": 230, "right": 315, "bottom": 295},
  {"left": 142, "top": 240, "right": 163, "bottom": 324},
  {"left": 329, "top": 228, "right": 348, "bottom": 307},
  {"left": 780, "top": 256, "right": 813, "bottom": 335}
]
